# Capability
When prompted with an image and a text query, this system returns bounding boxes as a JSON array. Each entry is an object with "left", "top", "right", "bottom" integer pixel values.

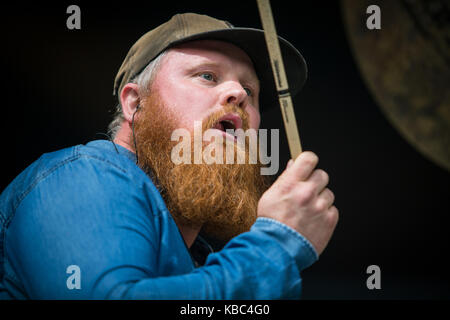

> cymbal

[{"left": 341, "top": 0, "right": 450, "bottom": 172}]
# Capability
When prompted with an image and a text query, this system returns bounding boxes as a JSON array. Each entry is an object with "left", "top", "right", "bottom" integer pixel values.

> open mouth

[{"left": 212, "top": 114, "right": 243, "bottom": 141}]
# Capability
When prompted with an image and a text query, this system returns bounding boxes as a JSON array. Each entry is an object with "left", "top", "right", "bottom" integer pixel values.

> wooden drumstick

[{"left": 257, "top": 0, "right": 303, "bottom": 159}]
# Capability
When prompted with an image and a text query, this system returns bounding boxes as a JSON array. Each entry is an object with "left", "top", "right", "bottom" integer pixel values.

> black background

[{"left": 1, "top": 0, "right": 449, "bottom": 299}]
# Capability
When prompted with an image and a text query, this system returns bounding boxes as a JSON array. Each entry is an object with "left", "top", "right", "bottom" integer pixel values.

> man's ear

[{"left": 120, "top": 83, "right": 140, "bottom": 123}]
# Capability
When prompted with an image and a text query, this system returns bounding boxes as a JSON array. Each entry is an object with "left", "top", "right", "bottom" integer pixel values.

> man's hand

[{"left": 257, "top": 151, "right": 338, "bottom": 256}]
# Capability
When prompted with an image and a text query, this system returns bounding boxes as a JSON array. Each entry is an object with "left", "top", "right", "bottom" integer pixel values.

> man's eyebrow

[{"left": 185, "top": 61, "right": 221, "bottom": 72}]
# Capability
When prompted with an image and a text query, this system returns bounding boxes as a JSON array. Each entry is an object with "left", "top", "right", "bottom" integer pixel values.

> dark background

[{"left": 1, "top": 0, "right": 449, "bottom": 299}]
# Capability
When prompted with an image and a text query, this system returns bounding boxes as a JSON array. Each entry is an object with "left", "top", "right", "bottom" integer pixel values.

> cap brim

[{"left": 168, "top": 28, "right": 307, "bottom": 112}]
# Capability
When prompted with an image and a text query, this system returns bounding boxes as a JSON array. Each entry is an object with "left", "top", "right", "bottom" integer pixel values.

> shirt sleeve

[
  {"left": 123, "top": 218, "right": 318, "bottom": 299},
  {"left": 6, "top": 155, "right": 318, "bottom": 299}
]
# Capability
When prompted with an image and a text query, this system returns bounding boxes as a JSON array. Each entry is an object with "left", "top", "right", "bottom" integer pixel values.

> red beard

[{"left": 133, "top": 92, "right": 269, "bottom": 241}]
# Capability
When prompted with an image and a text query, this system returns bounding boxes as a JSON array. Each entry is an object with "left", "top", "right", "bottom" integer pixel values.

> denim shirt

[{"left": 0, "top": 140, "right": 318, "bottom": 299}]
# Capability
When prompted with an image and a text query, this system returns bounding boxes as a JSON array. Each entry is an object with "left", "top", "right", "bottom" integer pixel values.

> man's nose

[{"left": 219, "top": 81, "right": 249, "bottom": 109}]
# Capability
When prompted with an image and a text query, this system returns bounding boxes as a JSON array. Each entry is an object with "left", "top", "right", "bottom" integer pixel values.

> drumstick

[{"left": 256, "top": 0, "right": 303, "bottom": 159}]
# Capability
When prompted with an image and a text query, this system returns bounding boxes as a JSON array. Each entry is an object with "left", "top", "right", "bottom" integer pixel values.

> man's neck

[
  {"left": 113, "top": 122, "right": 135, "bottom": 153},
  {"left": 179, "top": 224, "right": 202, "bottom": 248}
]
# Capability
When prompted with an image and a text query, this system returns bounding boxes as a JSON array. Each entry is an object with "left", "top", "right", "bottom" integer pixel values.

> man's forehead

[{"left": 167, "top": 40, "right": 260, "bottom": 83}]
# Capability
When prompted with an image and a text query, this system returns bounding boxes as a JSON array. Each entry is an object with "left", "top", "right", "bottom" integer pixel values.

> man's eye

[
  {"left": 200, "top": 73, "right": 215, "bottom": 81},
  {"left": 244, "top": 87, "right": 253, "bottom": 97}
]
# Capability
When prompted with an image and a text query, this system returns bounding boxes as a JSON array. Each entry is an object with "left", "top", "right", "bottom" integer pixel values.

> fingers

[
  {"left": 289, "top": 151, "right": 319, "bottom": 181},
  {"left": 259, "top": 151, "right": 339, "bottom": 256},
  {"left": 326, "top": 205, "right": 339, "bottom": 229},
  {"left": 308, "top": 169, "right": 329, "bottom": 195},
  {"left": 316, "top": 188, "right": 335, "bottom": 211}
]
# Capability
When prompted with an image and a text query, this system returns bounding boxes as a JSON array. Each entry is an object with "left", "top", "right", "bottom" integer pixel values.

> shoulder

[{"left": 1, "top": 140, "right": 167, "bottom": 221}]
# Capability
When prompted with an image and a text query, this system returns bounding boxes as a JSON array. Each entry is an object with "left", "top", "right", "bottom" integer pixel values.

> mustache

[{"left": 201, "top": 104, "right": 250, "bottom": 133}]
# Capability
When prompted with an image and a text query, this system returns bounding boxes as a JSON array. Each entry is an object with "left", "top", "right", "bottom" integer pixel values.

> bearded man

[{"left": 0, "top": 13, "right": 338, "bottom": 299}]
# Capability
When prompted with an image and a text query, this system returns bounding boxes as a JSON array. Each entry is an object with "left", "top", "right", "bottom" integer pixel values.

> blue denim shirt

[{"left": 0, "top": 140, "right": 318, "bottom": 299}]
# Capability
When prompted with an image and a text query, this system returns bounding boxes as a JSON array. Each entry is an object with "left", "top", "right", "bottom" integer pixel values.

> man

[{"left": 0, "top": 13, "right": 338, "bottom": 299}]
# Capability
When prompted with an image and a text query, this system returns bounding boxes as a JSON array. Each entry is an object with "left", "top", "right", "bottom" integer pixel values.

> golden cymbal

[{"left": 341, "top": 0, "right": 450, "bottom": 172}]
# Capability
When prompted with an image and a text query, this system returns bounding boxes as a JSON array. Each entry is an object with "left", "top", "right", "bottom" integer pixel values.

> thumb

[
  {"left": 291, "top": 151, "right": 319, "bottom": 181},
  {"left": 286, "top": 159, "right": 294, "bottom": 169},
  {"left": 279, "top": 152, "right": 319, "bottom": 184},
  {"left": 275, "top": 159, "right": 294, "bottom": 184}
]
